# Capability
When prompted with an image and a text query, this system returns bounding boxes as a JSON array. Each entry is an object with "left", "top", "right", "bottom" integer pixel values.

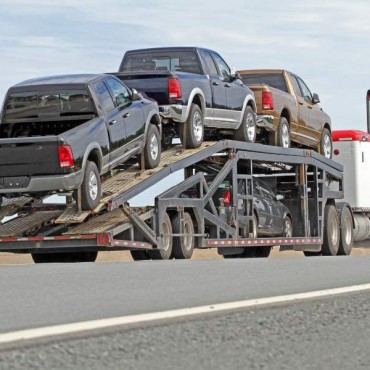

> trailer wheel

[
  {"left": 233, "top": 106, "right": 256, "bottom": 143},
  {"left": 142, "top": 124, "right": 161, "bottom": 169},
  {"left": 276, "top": 117, "right": 290, "bottom": 148},
  {"left": 172, "top": 212, "right": 195, "bottom": 259},
  {"left": 319, "top": 128, "right": 332, "bottom": 159},
  {"left": 31, "top": 251, "right": 98, "bottom": 263},
  {"left": 81, "top": 161, "right": 101, "bottom": 210},
  {"left": 130, "top": 250, "right": 151, "bottom": 261},
  {"left": 337, "top": 207, "right": 353, "bottom": 255},
  {"left": 180, "top": 104, "right": 204, "bottom": 148},
  {"left": 322, "top": 204, "right": 340, "bottom": 256},
  {"left": 149, "top": 213, "right": 173, "bottom": 260}
]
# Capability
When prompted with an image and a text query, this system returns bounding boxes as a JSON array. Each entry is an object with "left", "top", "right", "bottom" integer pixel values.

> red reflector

[
  {"left": 223, "top": 191, "right": 231, "bottom": 205},
  {"left": 333, "top": 149, "right": 339, "bottom": 156},
  {"left": 58, "top": 145, "right": 74, "bottom": 168},
  {"left": 168, "top": 78, "right": 182, "bottom": 99},
  {"left": 262, "top": 91, "right": 274, "bottom": 110}
]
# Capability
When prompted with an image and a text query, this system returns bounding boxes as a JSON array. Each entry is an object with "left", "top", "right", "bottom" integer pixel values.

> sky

[{"left": 0, "top": 0, "right": 369, "bottom": 131}]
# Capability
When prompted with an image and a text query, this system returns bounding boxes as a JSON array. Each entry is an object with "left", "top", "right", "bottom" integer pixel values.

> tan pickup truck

[{"left": 238, "top": 69, "right": 332, "bottom": 158}]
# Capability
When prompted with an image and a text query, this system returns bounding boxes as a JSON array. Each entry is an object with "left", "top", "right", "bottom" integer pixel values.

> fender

[
  {"left": 144, "top": 109, "right": 162, "bottom": 140},
  {"left": 79, "top": 142, "right": 104, "bottom": 184},
  {"left": 235, "top": 94, "right": 257, "bottom": 129},
  {"left": 183, "top": 88, "right": 206, "bottom": 121}
]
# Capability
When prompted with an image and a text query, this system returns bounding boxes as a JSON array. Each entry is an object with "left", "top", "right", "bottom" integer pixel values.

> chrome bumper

[
  {"left": 159, "top": 104, "right": 187, "bottom": 123},
  {"left": 256, "top": 115, "right": 275, "bottom": 131}
]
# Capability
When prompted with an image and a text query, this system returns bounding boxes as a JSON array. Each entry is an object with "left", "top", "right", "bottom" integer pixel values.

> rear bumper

[
  {"left": 256, "top": 114, "right": 275, "bottom": 131},
  {"left": 0, "top": 171, "right": 82, "bottom": 194},
  {"left": 159, "top": 104, "right": 187, "bottom": 122}
]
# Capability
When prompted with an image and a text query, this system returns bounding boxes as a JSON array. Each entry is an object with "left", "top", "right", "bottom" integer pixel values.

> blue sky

[{"left": 0, "top": 0, "right": 369, "bottom": 130}]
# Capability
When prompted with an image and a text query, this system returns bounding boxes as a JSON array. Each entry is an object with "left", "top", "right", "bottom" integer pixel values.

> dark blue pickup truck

[
  {"left": 115, "top": 47, "right": 257, "bottom": 148},
  {"left": 0, "top": 74, "right": 161, "bottom": 210}
]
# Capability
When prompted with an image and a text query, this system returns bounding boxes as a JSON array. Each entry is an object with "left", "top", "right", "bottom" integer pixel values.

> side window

[
  {"left": 297, "top": 77, "right": 313, "bottom": 102},
  {"left": 200, "top": 51, "right": 218, "bottom": 76},
  {"left": 258, "top": 182, "right": 274, "bottom": 200},
  {"left": 105, "top": 78, "right": 131, "bottom": 107},
  {"left": 211, "top": 53, "right": 231, "bottom": 81},
  {"left": 290, "top": 74, "right": 302, "bottom": 98},
  {"left": 96, "top": 81, "right": 115, "bottom": 113}
]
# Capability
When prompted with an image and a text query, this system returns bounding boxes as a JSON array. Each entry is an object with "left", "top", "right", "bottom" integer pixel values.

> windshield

[
  {"left": 3, "top": 90, "right": 95, "bottom": 120},
  {"left": 121, "top": 51, "right": 201, "bottom": 74}
]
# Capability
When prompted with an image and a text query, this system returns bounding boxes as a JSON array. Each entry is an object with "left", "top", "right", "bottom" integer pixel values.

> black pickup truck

[
  {"left": 0, "top": 74, "right": 161, "bottom": 210},
  {"left": 114, "top": 47, "right": 257, "bottom": 148}
]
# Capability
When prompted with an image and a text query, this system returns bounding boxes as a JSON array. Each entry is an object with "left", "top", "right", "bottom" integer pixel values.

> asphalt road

[{"left": 2, "top": 256, "right": 370, "bottom": 369}]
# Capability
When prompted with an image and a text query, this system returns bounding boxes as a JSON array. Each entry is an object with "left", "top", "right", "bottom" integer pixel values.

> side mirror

[
  {"left": 276, "top": 194, "right": 284, "bottom": 201},
  {"left": 230, "top": 67, "right": 241, "bottom": 81},
  {"left": 131, "top": 88, "right": 142, "bottom": 101},
  {"left": 312, "top": 93, "right": 320, "bottom": 104}
]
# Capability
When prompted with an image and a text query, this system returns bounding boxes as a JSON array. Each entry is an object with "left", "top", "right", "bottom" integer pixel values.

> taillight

[
  {"left": 58, "top": 145, "right": 74, "bottom": 168},
  {"left": 223, "top": 191, "right": 231, "bottom": 205},
  {"left": 168, "top": 78, "right": 182, "bottom": 99},
  {"left": 262, "top": 91, "right": 274, "bottom": 110}
]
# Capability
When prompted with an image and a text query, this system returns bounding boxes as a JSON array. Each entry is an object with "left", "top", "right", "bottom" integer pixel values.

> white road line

[{"left": 1, "top": 283, "right": 370, "bottom": 346}]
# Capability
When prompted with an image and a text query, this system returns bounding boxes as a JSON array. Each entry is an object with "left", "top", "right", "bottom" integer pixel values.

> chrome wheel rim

[
  {"left": 284, "top": 218, "right": 292, "bottom": 237},
  {"left": 183, "top": 220, "right": 193, "bottom": 251},
  {"left": 246, "top": 112, "right": 256, "bottom": 141},
  {"left": 323, "top": 133, "right": 332, "bottom": 158},
  {"left": 150, "top": 133, "right": 159, "bottom": 160},
  {"left": 161, "top": 220, "right": 171, "bottom": 251},
  {"left": 88, "top": 171, "right": 98, "bottom": 201},
  {"left": 330, "top": 216, "right": 339, "bottom": 245},
  {"left": 281, "top": 124, "right": 290, "bottom": 148},
  {"left": 193, "top": 111, "right": 203, "bottom": 143},
  {"left": 343, "top": 214, "right": 352, "bottom": 245}
]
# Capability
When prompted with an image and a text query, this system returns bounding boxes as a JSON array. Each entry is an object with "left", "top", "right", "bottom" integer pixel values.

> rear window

[
  {"left": 240, "top": 73, "right": 288, "bottom": 93},
  {"left": 4, "top": 90, "right": 95, "bottom": 120},
  {"left": 121, "top": 51, "right": 202, "bottom": 74}
]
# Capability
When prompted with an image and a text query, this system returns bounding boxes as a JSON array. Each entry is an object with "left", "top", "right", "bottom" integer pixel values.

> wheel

[
  {"left": 337, "top": 207, "right": 353, "bottom": 255},
  {"left": 321, "top": 204, "right": 340, "bottom": 256},
  {"left": 130, "top": 250, "right": 151, "bottom": 261},
  {"left": 180, "top": 104, "right": 204, "bottom": 148},
  {"left": 161, "top": 133, "right": 173, "bottom": 150},
  {"left": 143, "top": 125, "right": 161, "bottom": 169},
  {"left": 283, "top": 216, "right": 293, "bottom": 237},
  {"left": 172, "top": 212, "right": 195, "bottom": 259},
  {"left": 255, "top": 246, "right": 272, "bottom": 258},
  {"left": 319, "top": 128, "right": 332, "bottom": 159},
  {"left": 32, "top": 251, "right": 98, "bottom": 263},
  {"left": 276, "top": 117, "right": 290, "bottom": 148},
  {"left": 81, "top": 161, "right": 101, "bottom": 210},
  {"left": 233, "top": 106, "right": 256, "bottom": 143},
  {"left": 149, "top": 213, "right": 173, "bottom": 260}
]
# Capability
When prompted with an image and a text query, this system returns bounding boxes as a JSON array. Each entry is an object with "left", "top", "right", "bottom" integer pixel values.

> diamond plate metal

[{"left": 0, "top": 210, "right": 63, "bottom": 237}]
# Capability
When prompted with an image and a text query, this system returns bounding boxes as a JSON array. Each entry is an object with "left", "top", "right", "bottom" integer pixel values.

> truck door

[
  {"left": 211, "top": 52, "right": 243, "bottom": 126},
  {"left": 200, "top": 50, "right": 226, "bottom": 126}
]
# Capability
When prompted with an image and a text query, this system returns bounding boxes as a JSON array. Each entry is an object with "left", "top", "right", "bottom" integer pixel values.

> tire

[
  {"left": 304, "top": 251, "right": 322, "bottom": 257},
  {"left": 321, "top": 204, "right": 340, "bottom": 256},
  {"left": 32, "top": 251, "right": 98, "bottom": 263},
  {"left": 283, "top": 216, "right": 293, "bottom": 237},
  {"left": 180, "top": 104, "right": 204, "bottom": 148},
  {"left": 81, "top": 161, "right": 101, "bottom": 211},
  {"left": 172, "top": 212, "right": 195, "bottom": 259},
  {"left": 337, "top": 207, "right": 353, "bottom": 255},
  {"left": 149, "top": 213, "right": 173, "bottom": 260},
  {"left": 276, "top": 117, "right": 290, "bottom": 148},
  {"left": 130, "top": 250, "right": 151, "bottom": 261},
  {"left": 161, "top": 133, "right": 173, "bottom": 151},
  {"left": 143, "top": 125, "right": 161, "bottom": 169},
  {"left": 255, "top": 246, "right": 272, "bottom": 258},
  {"left": 319, "top": 128, "right": 332, "bottom": 159},
  {"left": 233, "top": 106, "right": 256, "bottom": 143}
]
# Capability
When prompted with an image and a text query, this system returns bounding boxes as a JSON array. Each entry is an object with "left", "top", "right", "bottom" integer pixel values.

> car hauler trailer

[{"left": 0, "top": 139, "right": 353, "bottom": 262}]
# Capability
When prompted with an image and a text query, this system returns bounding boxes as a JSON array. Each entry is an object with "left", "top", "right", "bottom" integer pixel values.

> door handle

[
  {"left": 225, "top": 83, "right": 231, "bottom": 88},
  {"left": 109, "top": 120, "right": 117, "bottom": 125},
  {"left": 308, "top": 106, "right": 313, "bottom": 109},
  {"left": 122, "top": 112, "right": 130, "bottom": 118},
  {"left": 212, "top": 81, "right": 219, "bottom": 86},
  {"left": 298, "top": 101, "right": 304, "bottom": 105}
]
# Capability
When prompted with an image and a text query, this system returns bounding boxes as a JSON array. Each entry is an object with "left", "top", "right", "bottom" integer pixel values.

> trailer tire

[
  {"left": 31, "top": 251, "right": 98, "bottom": 263},
  {"left": 322, "top": 204, "right": 340, "bottom": 256},
  {"left": 319, "top": 128, "right": 332, "bottom": 159},
  {"left": 180, "top": 104, "right": 204, "bottom": 148},
  {"left": 233, "top": 106, "right": 256, "bottom": 143},
  {"left": 81, "top": 161, "right": 101, "bottom": 210},
  {"left": 142, "top": 124, "right": 161, "bottom": 169},
  {"left": 276, "top": 117, "right": 290, "bottom": 148},
  {"left": 337, "top": 207, "right": 353, "bottom": 255},
  {"left": 304, "top": 251, "right": 321, "bottom": 257},
  {"left": 149, "top": 213, "right": 173, "bottom": 260},
  {"left": 171, "top": 212, "right": 195, "bottom": 259},
  {"left": 130, "top": 250, "right": 151, "bottom": 261}
]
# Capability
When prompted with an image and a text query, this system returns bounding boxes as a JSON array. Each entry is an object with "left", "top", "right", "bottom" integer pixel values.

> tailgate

[
  {"left": 0, "top": 136, "right": 62, "bottom": 177},
  {"left": 113, "top": 72, "right": 171, "bottom": 105}
]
